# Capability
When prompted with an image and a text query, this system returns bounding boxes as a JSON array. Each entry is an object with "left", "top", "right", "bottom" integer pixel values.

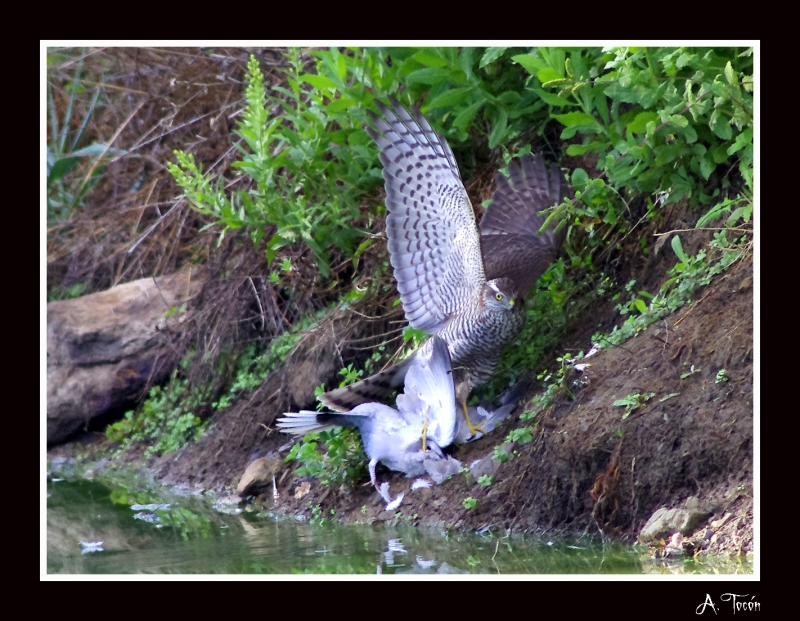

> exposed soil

[
  {"left": 146, "top": 220, "right": 754, "bottom": 559},
  {"left": 46, "top": 48, "right": 754, "bottom": 561}
]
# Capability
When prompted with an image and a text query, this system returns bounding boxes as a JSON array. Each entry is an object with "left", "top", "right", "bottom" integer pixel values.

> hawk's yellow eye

[{"left": 495, "top": 293, "right": 503, "bottom": 301}]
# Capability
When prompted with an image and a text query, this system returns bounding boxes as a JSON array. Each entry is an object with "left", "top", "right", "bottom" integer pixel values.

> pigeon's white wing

[{"left": 402, "top": 336, "right": 457, "bottom": 448}]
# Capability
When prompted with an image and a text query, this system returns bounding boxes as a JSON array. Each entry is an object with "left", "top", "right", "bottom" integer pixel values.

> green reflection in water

[{"left": 46, "top": 477, "right": 752, "bottom": 575}]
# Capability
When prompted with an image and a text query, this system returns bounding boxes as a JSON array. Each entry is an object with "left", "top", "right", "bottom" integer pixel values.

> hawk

[{"left": 320, "top": 98, "right": 567, "bottom": 434}]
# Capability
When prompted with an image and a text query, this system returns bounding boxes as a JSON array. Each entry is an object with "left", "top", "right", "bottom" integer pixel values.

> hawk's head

[{"left": 484, "top": 278, "right": 518, "bottom": 312}]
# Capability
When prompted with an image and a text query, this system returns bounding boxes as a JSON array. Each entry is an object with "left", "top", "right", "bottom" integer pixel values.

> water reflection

[{"left": 46, "top": 477, "right": 753, "bottom": 575}]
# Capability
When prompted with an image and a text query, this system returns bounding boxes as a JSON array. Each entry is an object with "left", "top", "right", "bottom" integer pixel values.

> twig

[
  {"left": 128, "top": 199, "right": 184, "bottom": 254},
  {"left": 248, "top": 277, "right": 266, "bottom": 331},
  {"left": 73, "top": 100, "right": 146, "bottom": 205},
  {"left": 673, "top": 290, "right": 712, "bottom": 327},
  {"left": 654, "top": 227, "right": 753, "bottom": 237}
]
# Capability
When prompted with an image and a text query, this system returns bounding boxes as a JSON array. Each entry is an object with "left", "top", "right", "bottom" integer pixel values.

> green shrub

[{"left": 106, "top": 371, "right": 209, "bottom": 458}]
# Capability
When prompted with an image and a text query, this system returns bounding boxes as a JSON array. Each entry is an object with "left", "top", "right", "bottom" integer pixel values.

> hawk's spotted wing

[
  {"left": 480, "top": 154, "right": 567, "bottom": 298},
  {"left": 367, "top": 98, "right": 486, "bottom": 334}
]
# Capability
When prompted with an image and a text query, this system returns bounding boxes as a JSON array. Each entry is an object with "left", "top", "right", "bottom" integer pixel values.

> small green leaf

[
  {"left": 480, "top": 47, "right": 508, "bottom": 67},
  {"left": 711, "top": 143, "right": 730, "bottom": 164},
  {"left": 495, "top": 91, "right": 522, "bottom": 106},
  {"left": 669, "top": 114, "right": 689, "bottom": 128},
  {"left": 571, "top": 168, "right": 589, "bottom": 191},
  {"left": 427, "top": 87, "right": 473, "bottom": 109},
  {"left": 671, "top": 235, "right": 688, "bottom": 264},
  {"left": 552, "top": 111, "right": 597, "bottom": 127},
  {"left": 566, "top": 142, "right": 604, "bottom": 156},
  {"left": 537, "top": 67, "right": 564, "bottom": 83},
  {"left": 724, "top": 61, "right": 737, "bottom": 86},
  {"left": 301, "top": 74, "right": 338, "bottom": 91},
  {"left": 407, "top": 67, "right": 452, "bottom": 85},
  {"left": 488, "top": 109, "right": 508, "bottom": 149},
  {"left": 710, "top": 111, "right": 732, "bottom": 140},
  {"left": 700, "top": 154, "right": 716, "bottom": 180},
  {"left": 628, "top": 111, "right": 659, "bottom": 134},
  {"left": 680, "top": 124, "right": 698, "bottom": 143},
  {"left": 410, "top": 51, "right": 448, "bottom": 67},
  {"left": 511, "top": 53, "right": 542, "bottom": 75},
  {"left": 452, "top": 98, "right": 486, "bottom": 129},
  {"left": 325, "top": 96, "right": 357, "bottom": 113},
  {"left": 351, "top": 238, "right": 373, "bottom": 270},
  {"left": 727, "top": 128, "right": 753, "bottom": 156},
  {"left": 71, "top": 143, "right": 119, "bottom": 157},
  {"left": 47, "top": 156, "right": 80, "bottom": 184},
  {"left": 533, "top": 88, "right": 573, "bottom": 107}
]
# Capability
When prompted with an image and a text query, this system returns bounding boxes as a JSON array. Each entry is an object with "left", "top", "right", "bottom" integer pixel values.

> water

[{"left": 46, "top": 476, "right": 752, "bottom": 575}]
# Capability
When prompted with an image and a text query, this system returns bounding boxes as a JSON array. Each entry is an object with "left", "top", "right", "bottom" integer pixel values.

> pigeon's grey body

[{"left": 277, "top": 336, "right": 457, "bottom": 484}]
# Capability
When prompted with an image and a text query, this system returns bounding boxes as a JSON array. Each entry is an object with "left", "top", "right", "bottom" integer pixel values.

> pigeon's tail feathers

[
  {"left": 276, "top": 411, "right": 345, "bottom": 435},
  {"left": 318, "top": 354, "right": 416, "bottom": 412},
  {"left": 276, "top": 411, "right": 334, "bottom": 435},
  {"left": 276, "top": 409, "right": 377, "bottom": 435}
]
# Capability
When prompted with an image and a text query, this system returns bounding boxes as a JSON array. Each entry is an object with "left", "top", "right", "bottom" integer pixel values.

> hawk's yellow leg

[{"left": 462, "top": 399, "right": 485, "bottom": 437}]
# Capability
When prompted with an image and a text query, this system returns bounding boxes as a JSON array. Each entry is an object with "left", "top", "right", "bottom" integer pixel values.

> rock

[
  {"left": 236, "top": 454, "right": 284, "bottom": 497},
  {"left": 293, "top": 481, "right": 311, "bottom": 499},
  {"left": 638, "top": 504, "right": 712, "bottom": 543},
  {"left": 47, "top": 267, "right": 207, "bottom": 445},
  {"left": 663, "top": 532, "right": 684, "bottom": 557}
]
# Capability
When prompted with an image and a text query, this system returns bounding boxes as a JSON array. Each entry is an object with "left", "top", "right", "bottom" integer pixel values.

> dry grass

[{"left": 46, "top": 47, "right": 391, "bottom": 405}]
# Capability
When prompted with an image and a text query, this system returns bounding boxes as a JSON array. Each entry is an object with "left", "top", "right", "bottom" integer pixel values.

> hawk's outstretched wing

[
  {"left": 367, "top": 98, "right": 486, "bottom": 334},
  {"left": 479, "top": 153, "right": 567, "bottom": 298}
]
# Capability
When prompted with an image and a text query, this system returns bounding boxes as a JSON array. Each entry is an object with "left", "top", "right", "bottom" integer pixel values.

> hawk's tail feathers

[{"left": 317, "top": 355, "right": 416, "bottom": 412}]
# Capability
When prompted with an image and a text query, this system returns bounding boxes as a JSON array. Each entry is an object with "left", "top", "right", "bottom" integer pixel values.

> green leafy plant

[
  {"left": 106, "top": 371, "right": 210, "bottom": 458},
  {"left": 463, "top": 497, "right": 478, "bottom": 510},
  {"left": 48, "top": 282, "right": 89, "bottom": 302},
  {"left": 594, "top": 231, "right": 746, "bottom": 349},
  {"left": 213, "top": 307, "right": 329, "bottom": 411},
  {"left": 492, "top": 446, "right": 511, "bottom": 463},
  {"left": 505, "top": 427, "right": 534, "bottom": 445},
  {"left": 613, "top": 392, "right": 655, "bottom": 420},
  {"left": 477, "top": 475, "right": 495, "bottom": 487},
  {"left": 285, "top": 427, "right": 367, "bottom": 487},
  {"left": 309, "top": 503, "right": 328, "bottom": 527},
  {"left": 715, "top": 369, "right": 729, "bottom": 384},
  {"left": 168, "top": 50, "right": 394, "bottom": 277},
  {"left": 681, "top": 364, "right": 701, "bottom": 379},
  {"left": 516, "top": 47, "right": 753, "bottom": 213}
]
